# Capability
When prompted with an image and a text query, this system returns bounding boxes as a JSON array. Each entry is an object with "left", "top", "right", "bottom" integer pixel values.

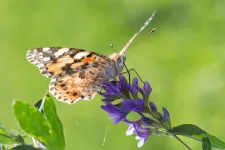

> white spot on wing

[
  {"left": 74, "top": 52, "right": 90, "bottom": 59},
  {"left": 33, "top": 60, "right": 39, "bottom": 65},
  {"left": 43, "top": 48, "right": 50, "bottom": 52},
  {"left": 43, "top": 57, "right": 50, "bottom": 61},
  {"left": 37, "top": 63, "right": 45, "bottom": 68},
  {"left": 54, "top": 48, "right": 69, "bottom": 58}
]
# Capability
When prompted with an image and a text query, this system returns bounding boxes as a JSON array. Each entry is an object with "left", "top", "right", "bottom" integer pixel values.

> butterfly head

[{"left": 109, "top": 53, "right": 126, "bottom": 74}]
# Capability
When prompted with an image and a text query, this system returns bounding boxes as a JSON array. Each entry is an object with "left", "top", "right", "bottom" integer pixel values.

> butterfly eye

[
  {"left": 117, "top": 57, "right": 122, "bottom": 63},
  {"left": 118, "top": 56, "right": 126, "bottom": 64}
]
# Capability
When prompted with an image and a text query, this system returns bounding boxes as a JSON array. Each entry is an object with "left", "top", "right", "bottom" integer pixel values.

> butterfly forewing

[{"left": 27, "top": 47, "right": 111, "bottom": 77}]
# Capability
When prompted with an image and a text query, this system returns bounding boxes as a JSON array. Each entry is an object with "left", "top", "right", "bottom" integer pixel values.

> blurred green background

[{"left": 1, "top": 0, "right": 225, "bottom": 149}]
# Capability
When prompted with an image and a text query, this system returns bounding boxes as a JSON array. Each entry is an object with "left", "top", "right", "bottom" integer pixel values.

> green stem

[
  {"left": 145, "top": 107, "right": 191, "bottom": 149},
  {"left": 172, "top": 135, "right": 192, "bottom": 150}
]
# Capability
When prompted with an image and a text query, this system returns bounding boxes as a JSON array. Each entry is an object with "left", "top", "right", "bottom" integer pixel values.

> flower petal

[
  {"left": 149, "top": 101, "right": 157, "bottom": 112},
  {"left": 162, "top": 107, "right": 170, "bottom": 120},
  {"left": 101, "top": 103, "right": 127, "bottom": 124},
  {"left": 126, "top": 124, "right": 135, "bottom": 136},
  {"left": 122, "top": 98, "right": 144, "bottom": 112},
  {"left": 144, "top": 81, "right": 152, "bottom": 96},
  {"left": 135, "top": 136, "right": 145, "bottom": 148}
]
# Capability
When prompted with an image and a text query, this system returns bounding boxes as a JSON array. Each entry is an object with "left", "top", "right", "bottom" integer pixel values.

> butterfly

[{"left": 26, "top": 12, "right": 155, "bottom": 104}]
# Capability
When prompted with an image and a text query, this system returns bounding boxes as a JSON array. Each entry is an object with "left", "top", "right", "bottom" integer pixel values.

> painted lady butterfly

[{"left": 26, "top": 12, "right": 155, "bottom": 104}]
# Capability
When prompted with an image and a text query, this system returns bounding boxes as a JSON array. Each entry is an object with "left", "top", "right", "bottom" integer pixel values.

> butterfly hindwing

[{"left": 49, "top": 67, "right": 107, "bottom": 104}]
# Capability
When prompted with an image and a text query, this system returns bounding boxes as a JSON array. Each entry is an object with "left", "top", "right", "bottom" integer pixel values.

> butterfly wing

[
  {"left": 27, "top": 47, "right": 115, "bottom": 104},
  {"left": 26, "top": 47, "right": 111, "bottom": 78},
  {"left": 49, "top": 66, "right": 108, "bottom": 104}
]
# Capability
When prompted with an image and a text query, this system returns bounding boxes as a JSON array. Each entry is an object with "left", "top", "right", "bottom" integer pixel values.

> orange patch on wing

[
  {"left": 70, "top": 54, "right": 98, "bottom": 69},
  {"left": 47, "top": 56, "right": 74, "bottom": 75},
  {"left": 70, "top": 62, "right": 85, "bottom": 69},
  {"left": 81, "top": 54, "right": 97, "bottom": 62},
  {"left": 55, "top": 79, "right": 82, "bottom": 102}
]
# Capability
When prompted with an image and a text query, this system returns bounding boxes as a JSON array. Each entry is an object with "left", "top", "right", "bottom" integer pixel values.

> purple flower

[
  {"left": 124, "top": 117, "right": 153, "bottom": 147},
  {"left": 101, "top": 103, "right": 127, "bottom": 124},
  {"left": 149, "top": 101, "right": 157, "bottom": 112},
  {"left": 119, "top": 75, "right": 130, "bottom": 90},
  {"left": 101, "top": 98, "right": 145, "bottom": 123},
  {"left": 99, "top": 75, "right": 171, "bottom": 147},
  {"left": 98, "top": 75, "right": 134, "bottom": 102},
  {"left": 139, "top": 81, "right": 152, "bottom": 100},
  {"left": 98, "top": 81, "right": 123, "bottom": 101},
  {"left": 128, "top": 78, "right": 139, "bottom": 98},
  {"left": 161, "top": 107, "right": 172, "bottom": 128},
  {"left": 141, "top": 114, "right": 156, "bottom": 127},
  {"left": 135, "top": 129, "right": 152, "bottom": 147},
  {"left": 162, "top": 107, "right": 170, "bottom": 121},
  {"left": 122, "top": 98, "right": 144, "bottom": 112}
]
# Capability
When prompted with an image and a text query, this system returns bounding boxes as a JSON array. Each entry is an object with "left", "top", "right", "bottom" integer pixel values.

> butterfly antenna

[
  {"left": 110, "top": 44, "right": 121, "bottom": 60},
  {"left": 128, "top": 28, "right": 155, "bottom": 49},
  {"left": 119, "top": 11, "right": 156, "bottom": 56},
  {"left": 110, "top": 44, "right": 118, "bottom": 53}
]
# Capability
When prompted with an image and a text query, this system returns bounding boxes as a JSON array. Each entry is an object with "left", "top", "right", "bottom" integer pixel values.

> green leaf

[
  {"left": 13, "top": 95, "right": 65, "bottom": 150},
  {"left": 168, "top": 124, "right": 225, "bottom": 149},
  {"left": 202, "top": 137, "right": 212, "bottom": 150},
  {"left": 11, "top": 145, "right": 42, "bottom": 150},
  {"left": 13, "top": 100, "right": 58, "bottom": 150},
  {"left": 43, "top": 94, "right": 65, "bottom": 149},
  {"left": 0, "top": 124, "right": 16, "bottom": 145},
  {"left": 0, "top": 124, "right": 23, "bottom": 145}
]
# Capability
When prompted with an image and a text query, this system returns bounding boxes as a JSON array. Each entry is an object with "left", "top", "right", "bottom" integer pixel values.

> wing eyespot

[
  {"left": 73, "top": 92, "right": 78, "bottom": 96},
  {"left": 60, "top": 84, "right": 66, "bottom": 87}
]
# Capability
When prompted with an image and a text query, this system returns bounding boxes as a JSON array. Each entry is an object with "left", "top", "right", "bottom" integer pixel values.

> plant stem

[{"left": 172, "top": 135, "right": 192, "bottom": 150}]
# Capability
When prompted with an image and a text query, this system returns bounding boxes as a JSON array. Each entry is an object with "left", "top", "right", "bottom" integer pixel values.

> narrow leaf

[
  {"left": 169, "top": 124, "right": 225, "bottom": 149},
  {"left": 13, "top": 100, "right": 58, "bottom": 150},
  {"left": 0, "top": 124, "right": 16, "bottom": 144},
  {"left": 43, "top": 94, "right": 65, "bottom": 150},
  {"left": 202, "top": 137, "right": 212, "bottom": 150},
  {"left": 0, "top": 124, "right": 23, "bottom": 145}
]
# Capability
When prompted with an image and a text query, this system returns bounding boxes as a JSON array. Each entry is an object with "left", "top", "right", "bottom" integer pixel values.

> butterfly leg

[
  {"left": 120, "top": 68, "right": 144, "bottom": 84},
  {"left": 123, "top": 63, "right": 131, "bottom": 83}
]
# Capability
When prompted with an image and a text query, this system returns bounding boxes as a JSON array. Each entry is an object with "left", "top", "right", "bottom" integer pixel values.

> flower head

[{"left": 99, "top": 75, "right": 171, "bottom": 147}]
